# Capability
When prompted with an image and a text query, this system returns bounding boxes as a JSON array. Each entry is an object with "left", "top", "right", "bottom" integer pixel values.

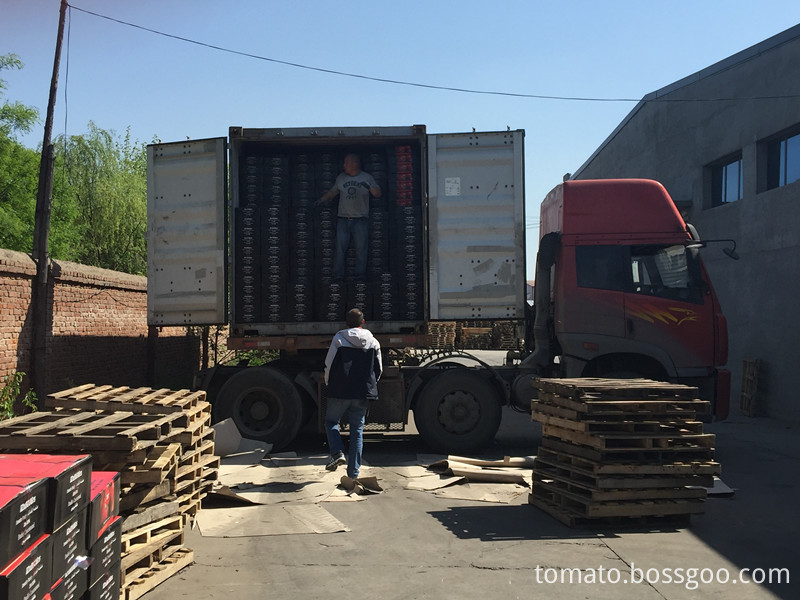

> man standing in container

[
  {"left": 323, "top": 308, "right": 383, "bottom": 478},
  {"left": 318, "top": 154, "right": 381, "bottom": 281}
]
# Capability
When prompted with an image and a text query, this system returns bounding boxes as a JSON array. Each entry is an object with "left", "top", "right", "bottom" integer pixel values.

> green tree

[
  {"left": 56, "top": 123, "right": 147, "bottom": 274},
  {"left": 1, "top": 54, "right": 148, "bottom": 274},
  {"left": 0, "top": 54, "right": 38, "bottom": 138},
  {"left": 0, "top": 54, "right": 40, "bottom": 253}
]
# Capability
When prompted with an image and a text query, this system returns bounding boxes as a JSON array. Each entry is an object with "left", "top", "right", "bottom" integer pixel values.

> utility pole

[{"left": 31, "top": 0, "right": 68, "bottom": 405}]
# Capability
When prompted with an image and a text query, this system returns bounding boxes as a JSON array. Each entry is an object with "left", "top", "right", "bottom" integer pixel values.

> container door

[
  {"left": 147, "top": 138, "right": 227, "bottom": 325},
  {"left": 428, "top": 130, "right": 525, "bottom": 319}
]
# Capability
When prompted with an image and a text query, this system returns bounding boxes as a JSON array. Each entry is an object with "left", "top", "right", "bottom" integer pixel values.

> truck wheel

[
  {"left": 214, "top": 367, "right": 303, "bottom": 451},
  {"left": 414, "top": 370, "right": 502, "bottom": 454}
]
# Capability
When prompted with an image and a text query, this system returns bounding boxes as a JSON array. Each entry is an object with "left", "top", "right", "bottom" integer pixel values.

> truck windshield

[
  {"left": 630, "top": 244, "right": 703, "bottom": 304},
  {"left": 575, "top": 245, "right": 703, "bottom": 304}
]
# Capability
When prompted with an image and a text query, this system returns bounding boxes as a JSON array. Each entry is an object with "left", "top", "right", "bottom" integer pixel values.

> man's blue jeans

[
  {"left": 325, "top": 397, "right": 368, "bottom": 479},
  {"left": 334, "top": 217, "right": 369, "bottom": 280}
]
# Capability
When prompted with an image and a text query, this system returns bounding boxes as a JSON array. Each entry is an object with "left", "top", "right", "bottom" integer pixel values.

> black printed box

[
  {"left": 0, "top": 454, "right": 92, "bottom": 531},
  {"left": 0, "top": 534, "right": 52, "bottom": 600},
  {"left": 0, "top": 479, "right": 48, "bottom": 571}
]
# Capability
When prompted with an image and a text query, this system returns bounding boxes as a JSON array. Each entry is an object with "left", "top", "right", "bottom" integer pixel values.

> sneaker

[{"left": 326, "top": 452, "right": 346, "bottom": 471}]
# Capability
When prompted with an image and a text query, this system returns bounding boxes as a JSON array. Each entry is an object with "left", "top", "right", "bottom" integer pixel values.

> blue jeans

[
  {"left": 334, "top": 217, "right": 369, "bottom": 280},
  {"left": 325, "top": 397, "right": 368, "bottom": 478}
]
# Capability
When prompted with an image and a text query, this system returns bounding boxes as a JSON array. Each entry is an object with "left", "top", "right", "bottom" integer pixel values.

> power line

[
  {"left": 67, "top": 4, "right": 640, "bottom": 103},
  {"left": 67, "top": 4, "right": 800, "bottom": 104}
]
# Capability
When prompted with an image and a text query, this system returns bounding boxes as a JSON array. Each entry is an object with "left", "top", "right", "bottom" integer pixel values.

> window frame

[
  {"left": 709, "top": 154, "right": 743, "bottom": 207},
  {"left": 764, "top": 126, "right": 800, "bottom": 191}
]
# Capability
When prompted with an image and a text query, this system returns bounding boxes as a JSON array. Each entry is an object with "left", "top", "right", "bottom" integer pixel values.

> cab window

[
  {"left": 575, "top": 246, "right": 627, "bottom": 291},
  {"left": 630, "top": 245, "right": 703, "bottom": 304},
  {"left": 576, "top": 244, "right": 703, "bottom": 304}
]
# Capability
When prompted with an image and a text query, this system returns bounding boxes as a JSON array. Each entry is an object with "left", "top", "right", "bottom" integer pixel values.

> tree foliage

[
  {"left": 0, "top": 54, "right": 39, "bottom": 139},
  {"left": 1, "top": 53, "right": 149, "bottom": 275},
  {"left": 57, "top": 124, "right": 148, "bottom": 274},
  {"left": 0, "top": 54, "right": 41, "bottom": 252}
]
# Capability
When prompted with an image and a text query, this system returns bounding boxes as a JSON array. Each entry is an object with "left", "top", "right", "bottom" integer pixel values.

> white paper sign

[{"left": 444, "top": 177, "right": 461, "bottom": 196}]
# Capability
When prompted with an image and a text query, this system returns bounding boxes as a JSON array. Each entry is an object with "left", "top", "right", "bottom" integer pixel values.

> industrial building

[{"left": 573, "top": 23, "right": 800, "bottom": 421}]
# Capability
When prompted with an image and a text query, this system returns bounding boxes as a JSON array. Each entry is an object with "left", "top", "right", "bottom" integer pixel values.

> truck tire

[
  {"left": 214, "top": 367, "right": 303, "bottom": 451},
  {"left": 414, "top": 370, "right": 502, "bottom": 454}
]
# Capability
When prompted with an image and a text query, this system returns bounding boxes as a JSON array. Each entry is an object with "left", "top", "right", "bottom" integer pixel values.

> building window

[
  {"left": 711, "top": 156, "right": 743, "bottom": 206},
  {"left": 766, "top": 130, "right": 800, "bottom": 190}
]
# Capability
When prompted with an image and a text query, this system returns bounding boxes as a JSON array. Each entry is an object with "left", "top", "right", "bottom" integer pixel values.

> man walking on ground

[
  {"left": 323, "top": 308, "right": 383, "bottom": 478},
  {"left": 317, "top": 154, "right": 382, "bottom": 281}
]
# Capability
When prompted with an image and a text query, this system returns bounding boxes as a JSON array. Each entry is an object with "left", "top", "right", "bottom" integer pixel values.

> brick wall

[{"left": 0, "top": 249, "right": 200, "bottom": 400}]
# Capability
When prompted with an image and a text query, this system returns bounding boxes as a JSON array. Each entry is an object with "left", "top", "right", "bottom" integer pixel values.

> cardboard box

[
  {"left": 50, "top": 507, "right": 87, "bottom": 583},
  {"left": 0, "top": 479, "right": 49, "bottom": 571},
  {"left": 47, "top": 563, "right": 87, "bottom": 600},
  {"left": 86, "top": 472, "right": 120, "bottom": 547},
  {"left": 84, "top": 562, "right": 120, "bottom": 600},
  {"left": 0, "top": 455, "right": 92, "bottom": 531},
  {"left": 88, "top": 516, "right": 121, "bottom": 588},
  {"left": 0, "top": 534, "right": 53, "bottom": 600}
]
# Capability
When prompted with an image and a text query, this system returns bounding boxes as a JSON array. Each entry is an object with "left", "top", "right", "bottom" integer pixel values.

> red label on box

[{"left": 87, "top": 472, "right": 119, "bottom": 546}]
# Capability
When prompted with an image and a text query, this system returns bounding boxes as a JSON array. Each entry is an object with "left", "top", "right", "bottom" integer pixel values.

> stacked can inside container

[{"left": 233, "top": 144, "right": 423, "bottom": 324}]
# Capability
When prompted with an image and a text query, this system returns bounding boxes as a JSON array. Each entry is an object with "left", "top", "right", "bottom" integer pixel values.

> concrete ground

[{"left": 141, "top": 405, "right": 798, "bottom": 600}]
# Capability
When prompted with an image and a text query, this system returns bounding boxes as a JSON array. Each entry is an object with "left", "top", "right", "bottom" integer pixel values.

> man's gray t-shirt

[{"left": 331, "top": 171, "right": 378, "bottom": 218}]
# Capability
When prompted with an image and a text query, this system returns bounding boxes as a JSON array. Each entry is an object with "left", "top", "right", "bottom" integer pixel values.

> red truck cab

[{"left": 535, "top": 179, "right": 730, "bottom": 418}]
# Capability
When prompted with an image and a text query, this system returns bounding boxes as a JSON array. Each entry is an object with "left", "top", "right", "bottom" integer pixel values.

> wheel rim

[
  {"left": 437, "top": 389, "right": 481, "bottom": 434},
  {"left": 234, "top": 388, "right": 282, "bottom": 437}
]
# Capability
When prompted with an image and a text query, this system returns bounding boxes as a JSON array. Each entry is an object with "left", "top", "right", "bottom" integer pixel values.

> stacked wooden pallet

[
  {"left": 491, "top": 321, "right": 519, "bottom": 350},
  {"left": 0, "top": 385, "right": 217, "bottom": 599},
  {"left": 529, "top": 378, "right": 720, "bottom": 527},
  {"left": 427, "top": 321, "right": 457, "bottom": 348}
]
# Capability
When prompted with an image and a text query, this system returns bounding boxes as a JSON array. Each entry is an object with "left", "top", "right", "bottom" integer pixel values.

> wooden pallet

[
  {"left": 531, "top": 481, "right": 706, "bottom": 519},
  {"left": 531, "top": 398, "right": 704, "bottom": 421},
  {"left": 162, "top": 413, "right": 213, "bottom": 447},
  {"left": 532, "top": 407, "right": 705, "bottom": 434},
  {"left": 532, "top": 377, "right": 700, "bottom": 400},
  {"left": 120, "top": 480, "right": 173, "bottom": 513},
  {"left": 173, "top": 455, "right": 220, "bottom": 494},
  {"left": 47, "top": 385, "right": 206, "bottom": 415},
  {"left": 541, "top": 423, "right": 715, "bottom": 451},
  {"left": 535, "top": 447, "right": 721, "bottom": 477},
  {"left": 122, "top": 501, "right": 181, "bottom": 534},
  {"left": 740, "top": 358, "right": 760, "bottom": 416},
  {"left": 533, "top": 455, "right": 715, "bottom": 490},
  {"left": 121, "top": 514, "right": 185, "bottom": 583},
  {"left": 123, "top": 547, "right": 194, "bottom": 600},
  {"left": 532, "top": 472, "right": 708, "bottom": 503},
  {"left": 529, "top": 493, "right": 694, "bottom": 529},
  {"left": 540, "top": 435, "right": 716, "bottom": 464},
  {"left": 120, "top": 444, "right": 182, "bottom": 486},
  {"left": 0, "top": 411, "right": 182, "bottom": 452},
  {"left": 534, "top": 392, "right": 711, "bottom": 418}
]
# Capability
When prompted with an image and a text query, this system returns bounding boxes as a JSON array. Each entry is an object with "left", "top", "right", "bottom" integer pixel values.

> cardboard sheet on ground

[
  {"left": 383, "top": 464, "right": 431, "bottom": 479},
  {"left": 216, "top": 478, "right": 337, "bottom": 505},
  {"left": 427, "top": 459, "right": 531, "bottom": 486},
  {"left": 405, "top": 474, "right": 465, "bottom": 491},
  {"left": 432, "top": 482, "right": 529, "bottom": 503},
  {"left": 447, "top": 455, "right": 537, "bottom": 469},
  {"left": 196, "top": 504, "right": 350, "bottom": 536},
  {"left": 688, "top": 476, "right": 735, "bottom": 497}
]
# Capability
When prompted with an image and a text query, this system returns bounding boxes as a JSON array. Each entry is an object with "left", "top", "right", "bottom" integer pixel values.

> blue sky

[{"left": 3, "top": 1, "right": 800, "bottom": 277}]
